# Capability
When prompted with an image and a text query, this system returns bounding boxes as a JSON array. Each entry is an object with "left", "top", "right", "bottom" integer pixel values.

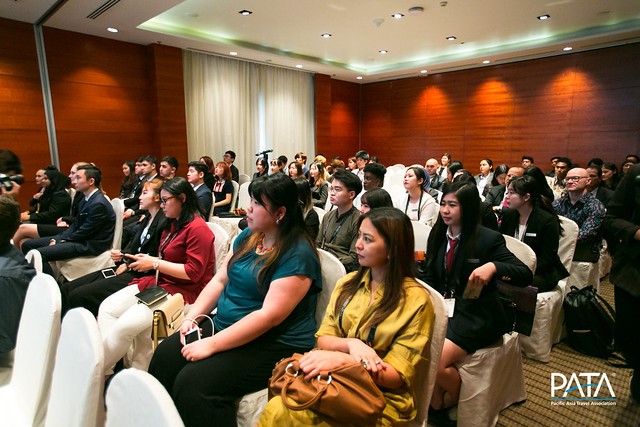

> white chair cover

[
  {"left": 0, "top": 273, "right": 61, "bottom": 427},
  {"left": 231, "top": 180, "right": 240, "bottom": 209},
  {"left": 568, "top": 260, "right": 600, "bottom": 291},
  {"left": 411, "top": 221, "right": 432, "bottom": 252},
  {"left": 456, "top": 333, "right": 526, "bottom": 427},
  {"left": 207, "top": 222, "right": 230, "bottom": 272},
  {"left": 45, "top": 308, "right": 104, "bottom": 427},
  {"left": 502, "top": 235, "right": 537, "bottom": 274},
  {"left": 237, "top": 182, "right": 251, "bottom": 210},
  {"left": 312, "top": 206, "right": 326, "bottom": 227},
  {"left": 414, "top": 279, "right": 448, "bottom": 426},
  {"left": 238, "top": 174, "right": 251, "bottom": 186},
  {"left": 25, "top": 249, "right": 43, "bottom": 274},
  {"left": 235, "top": 249, "right": 347, "bottom": 427},
  {"left": 520, "top": 216, "right": 579, "bottom": 362},
  {"left": 598, "top": 238, "right": 612, "bottom": 278},
  {"left": 56, "top": 198, "right": 124, "bottom": 281},
  {"left": 105, "top": 368, "right": 185, "bottom": 427}
]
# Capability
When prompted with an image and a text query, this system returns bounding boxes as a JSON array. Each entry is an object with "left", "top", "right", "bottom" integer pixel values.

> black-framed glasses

[
  {"left": 160, "top": 196, "right": 176, "bottom": 205},
  {"left": 565, "top": 176, "right": 587, "bottom": 182}
]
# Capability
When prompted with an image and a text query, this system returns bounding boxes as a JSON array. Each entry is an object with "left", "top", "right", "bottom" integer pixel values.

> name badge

[
  {"left": 445, "top": 298, "right": 456, "bottom": 318},
  {"left": 525, "top": 233, "right": 537, "bottom": 237}
]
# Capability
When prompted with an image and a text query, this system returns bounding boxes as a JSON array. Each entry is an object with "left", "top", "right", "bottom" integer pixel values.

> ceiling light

[
  {"left": 482, "top": 60, "right": 491, "bottom": 64},
  {"left": 446, "top": 36, "right": 457, "bottom": 41},
  {"left": 321, "top": 33, "right": 332, "bottom": 38},
  {"left": 107, "top": 27, "right": 118, "bottom": 33},
  {"left": 238, "top": 10, "right": 252, "bottom": 16},
  {"left": 420, "top": 70, "right": 428, "bottom": 74},
  {"left": 185, "top": 12, "right": 199, "bottom": 18},
  {"left": 408, "top": 6, "right": 424, "bottom": 15},
  {"left": 563, "top": 46, "right": 573, "bottom": 51},
  {"left": 356, "top": 76, "right": 363, "bottom": 80},
  {"left": 391, "top": 13, "right": 404, "bottom": 19},
  {"left": 379, "top": 50, "right": 388, "bottom": 54},
  {"left": 230, "top": 52, "right": 238, "bottom": 56},
  {"left": 537, "top": 14, "right": 550, "bottom": 20},
  {"left": 295, "top": 65, "right": 303, "bottom": 68}
]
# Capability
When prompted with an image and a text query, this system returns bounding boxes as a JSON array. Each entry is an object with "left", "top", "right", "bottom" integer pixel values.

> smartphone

[
  {"left": 184, "top": 327, "right": 201, "bottom": 345},
  {"left": 101, "top": 268, "right": 116, "bottom": 279},
  {"left": 462, "top": 280, "right": 483, "bottom": 299},
  {"left": 122, "top": 254, "right": 134, "bottom": 266}
]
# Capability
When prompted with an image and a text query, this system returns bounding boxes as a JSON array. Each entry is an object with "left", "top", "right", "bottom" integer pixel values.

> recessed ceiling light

[
  {"left": 321, "top": 33, "right": 332, "bottom": 38},
  {"left": 238, "top": 10, "right": 252, "bottom": 16},
  {"left": 537, "top": 14, "right": 550, "bottom": 20},
  {"left": 563, "top": 46, "right": 573, "bottom": 51},
  {"left": 356, "top": 76, "right": 363, "bottom": 80},
  {"left": 107, "top": 27, "right": 118, "bottom": 33},
  {"left": 446, "top": 36, "right": 457, "bottom": 41},
  {"left": 230, "top": 52, "right": 238, "bottom": 56},
  {"left": 408, "top": 6, "right": 424, "bottom": 15},
  {"left": 379, "top": 50, "right": 388, "bottom": 54},
  {"left": 482, "top": 60, "right": 491, "bottom": 64},
  {"left": 295, "top": 64, "right": 303, "bottom": 68},
  {"left": 391, "top": 13, "right": 404, "bottom": 19},
  {"left": 420, "top": 70, "right": 428, "bottom": 74}
]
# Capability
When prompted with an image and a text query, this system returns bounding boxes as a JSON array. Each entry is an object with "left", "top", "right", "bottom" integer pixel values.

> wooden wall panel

[
  {"left": 314, "top": 74, "right": 332, "bottom": 153},
  {"left": 0, "top": 18, "right": 49, "bottom": 209}
]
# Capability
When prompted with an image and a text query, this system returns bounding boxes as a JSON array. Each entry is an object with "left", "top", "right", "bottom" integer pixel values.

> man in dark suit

[
  {"left": 187, "top": 161, "right": 213, "bottom": 217},
  {"left": 485, "top": 166, "right": 524, "bottom": 207},
  {"left": 224, "top": 150, "right": 239, "bottom": 183},
  {"left": 604, "top": 163, "right": 640, "bottom": 402},
  {"left": 124, "top": 155, "right": 158, "bottom": 221},
  {"left": 22, "top": 165, "right": 116, "bottom": 275},
  {"left": 586, "top": 165, "right": 614, "bottom": 208},
  {"left": 425, "top": 158, "right": 446, "bottom": 191}
]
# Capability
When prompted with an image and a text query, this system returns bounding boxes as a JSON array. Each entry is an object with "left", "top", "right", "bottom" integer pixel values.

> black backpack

[{"left": 563, "top": 285, "right": 615, "bottom": 358}]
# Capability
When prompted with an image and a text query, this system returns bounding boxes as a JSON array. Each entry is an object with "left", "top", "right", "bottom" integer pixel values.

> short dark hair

[
  {"left": 278, "top": 155, "right": 288, "bottom": 166},
  {"left": 521, "top": 155, "right": 534, "bottom": 163},
  {"left": 361, "top": 188, "right": 393, "bottom": 210},
  {"left": 355, "top": 150, "right": 370, "bottom": 161},
  {"left": 587, "top": 158, "right": 603, "bottom": 167},
  {"left": 141, "top": 155, "right": 158, "bottom": 167},
  {"left": 0, "top": 149, "right": 22, "bottom": 174},
  {"left": 77, "top": 164, "right": 102, "bottom": 187},
  {"left": 225, "top": 150, "right": 236, "bottom": 160},
  {"left": 162, "top": 156, "right": 179, "bottom": 169},
  {"left": 586, "top": 164, "right": 602, "bottom": 178},
  {"left": 556, "top": 157, "right": 572, "bottom": 166},
  {"left": 363, "top": 162, "right": 387, "bottom": 185},
  {"left": 331, "top": 169, "right": 362, "bottom": 195},
  {"left": 625, "top": 154, "right": 640, "bottom": 164},
  {"left": 187, "top": 161, "right": 208, "bottom": 175},
  {"left": 0, "top": 196, "right": 20, "bottom": 243}
]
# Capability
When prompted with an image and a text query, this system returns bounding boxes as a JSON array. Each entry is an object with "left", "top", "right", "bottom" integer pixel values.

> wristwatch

[{"left": 152, "top": 259, "right": 160, "bottom": 270}]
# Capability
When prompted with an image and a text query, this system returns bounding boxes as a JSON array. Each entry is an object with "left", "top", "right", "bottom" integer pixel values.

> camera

[{"left": 0, "top": 174, "right": 24, "bottom": 192}]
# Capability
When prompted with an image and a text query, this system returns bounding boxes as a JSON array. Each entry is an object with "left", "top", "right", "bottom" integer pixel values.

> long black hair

[
  {"left": 162, "top": 177, "right": 202, "bottom": 230},
  {"left": 509, "top": 175, "right": 563, "bottom": 234}
]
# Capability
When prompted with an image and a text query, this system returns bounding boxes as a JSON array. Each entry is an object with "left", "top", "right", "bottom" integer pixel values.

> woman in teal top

[{"left": 149, "top": 173, "right": 321, "bottom": 427}]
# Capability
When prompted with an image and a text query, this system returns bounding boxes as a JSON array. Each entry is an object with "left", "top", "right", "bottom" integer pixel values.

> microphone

[{"left": 255, "top": 149, "right": 274, "bottom": 156}]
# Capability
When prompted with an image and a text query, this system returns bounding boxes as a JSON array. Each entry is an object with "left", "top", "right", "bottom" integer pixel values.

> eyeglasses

[
  {"left": 160, "top": 196, "right": 176, "bottom": 205},
  {"left": 565, "top": 176, "right": 587, "bottom": 182}
]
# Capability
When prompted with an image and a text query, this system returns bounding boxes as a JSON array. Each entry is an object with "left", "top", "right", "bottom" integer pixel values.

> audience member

[
  {"left": 475, "top": 158, "right": 494, "bottom": 200},
  {"left": 30, "top": 167, "right": 46, "bottom": 202},
  {"left": 546, "top": 156, "right": 560, "bottom": 177},
  {"left": 394, "top": 166, "right": 439, "bottom": 227},
  {"left": 0, "top": 149, "right": 23, "bottom": 198},
  {"left": 294, "top": 152, "right": 309, "bottom": 176},
  {"left": 98, "top": 177, "right": 215, "bottom": 374},
  {"left": 22, "top": 165, "right": 116, "bottom": 276},
  {"left": 61, "top": 178, "right": 166, "bottom": 316},
  {"left": 287, "top": 161, "right": 303, "bottom": 179},
  {"left": 352, "top": 150, "right": 369, "bottom": 182},
  {"left": 347, "top": 156, "right": 357, "bottom": 171},
  {"left": 621, "top": 157, "right": 638, "bottom": 177},
  {"left": 294, "top": 178, "right": 319, "bottom": 240},
  {"left": 269, "top": 158, "right": 285, "bottom": 176},
  {"left": 523, "top": 166, "right": 555, "bottom": 205},
  {"left": 418, "top": 181, "right": 531, "bottom": 422},
  {"left": 547, "top": 156, "right": 571, "bottom": 200},
  {"left": 149, "top": 173, "right": 320, "bottom": 427},
  {"left": 521, "top": 155, "right": 534, "bottom": 168},
  {"left": 122, "top": 157, "right": 145, "bottom": 209},
  {"left": 309, "top": 161, "right": 329, "bottom": 208},
  {"left": 20, "top": 168, "right": 70, "bottom": 226},
  {"left": 159, "top": 156, "right": 179, "bottom": 180},
  {"left": 491, "top": 164, "right": 509, "bottom": 187},
  {"left": 425, "top": 158, "right": 445, "bottom": 190},
  {"left": 438, "top": 153, "right": 452, "bottom": 181},
  {"left": 354, "top": 161, "right": 387, "bottom": 209},
  {"left": 601, "top": 162, "right": 620, "bottom": 190},
  {"left": 119, "top": 160, "right": 137, "bottom": 197},
  {"left": 0, "top": 196, "right": 35, "bottom": 367},
  {"left": 587, "top": 157, "right": 604, "bottom": 168},
  {"left": 124, "top": 155, "right": 158, "bottom": 221},
  {"left": 451, "top": 171, "right": 499, "bottom": 231},
  {"left": 603, "top": 163, "right": 640, "bottom": 402},
  {"left": 223, "top": 150, "right": 239, "bottom": 183},
  {"left": 485, "top": 166, "right": 525, "bottom": 208},
  {"left": 200, "top": 155, "right": 215, "bottom": 190},
  {"left": 501, "top": 176, "right": 569, "bottom": 292},
  {"left": 329, "top": 156, "right": 345, "bottom": 174},
  {"left": 446, "top": 161, "right": 464, "bottom": 183},
  {"left": 360, "top": 188, "right": 393, "bottom": 214},
  {"left": 212, "top": 162, "right": 234, "bottom": 215},
  {"left": 586, "top": 165, "right": 614, "bottom": 208},
  {"left": 259, "top": 207, "right": 434, "bottom": 426},
  {"left": 317, "top": 169, "right": 362, "bottom": 272},
  {"left": 552, "top": 167, "right": 605, "bottom": 262},
  {"left": 253, "top": 157, "right": 268, "bottom": 180},
  {"left": 187, "top": 161, "right": 213, "bottom": 217}
]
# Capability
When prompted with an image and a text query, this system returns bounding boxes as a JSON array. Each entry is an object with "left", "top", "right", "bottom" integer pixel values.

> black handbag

[{"left": 497, "top": 281, "right": 538, "bottom": 336}]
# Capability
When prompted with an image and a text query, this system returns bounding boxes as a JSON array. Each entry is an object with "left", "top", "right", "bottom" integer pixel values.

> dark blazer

[
  {"left": 419, "top": 226, "right": 532, "bottom": 349},
  {"left": 484, "top": 184, "right": 506, "bottom": 207},
  {"left": 500, "top": 207, "right": 569, "bottom": 292},
  {"left": 28, "top": 190, "right": 72, "bottom": 225},
  {"left": 123, "top": 210, "right": 166, "bottom": 257},
  {"left": 230, "top": 164, "right": 239, "bottom": 183},
  {"left": 429, "top": 174, "right": 446, "bottom": 191},
  {"left": 594, "top": 186, "right": 614, "bottom": 208},
  {"left": 123, "top": 177, "right": 144, "bottom": 209},
  {"left": 194, "top": 184, "right": 213, "bottom": 218},
  {"left": 61, "top": 190, "right": 84, "bottom": 224},
  {"left": 604, "top": 164, "right": 640, "bottom": 297}
]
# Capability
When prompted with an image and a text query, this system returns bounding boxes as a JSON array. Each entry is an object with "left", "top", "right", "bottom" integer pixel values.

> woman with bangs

[
  {"left": 394, "top": 166, "right": 439, "bottom": 227},
  {"left": 149, "top": 173, "right": 322, "bottom": 427},
  {"left": 309, "top": 161, "right": 329, "bottom": 208},
  {"left": 259, "top": 207, "right": 435, "bottom": 426},
  {"left": 419, "top": 181, "right": 532, "bottom": 424},
  {"left": 212, "top": 161, "right": 233, "bottom": 215}
]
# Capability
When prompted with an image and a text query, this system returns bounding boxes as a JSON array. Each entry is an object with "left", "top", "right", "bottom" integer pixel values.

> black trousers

[
  {"left": 614, "top": 286, "right": 640, "bottom": 370},
  {"left": 148, "top": 322, "right": 308, "bottom": 427}
]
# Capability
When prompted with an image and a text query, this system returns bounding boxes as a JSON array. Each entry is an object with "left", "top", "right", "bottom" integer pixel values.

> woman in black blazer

[
  {"left": 21, "top": 168, "right": 71, "bottom": 225},
  {"left": 500, "top": 176, "right": 569, "bottom": 293},
  {"left": 418, "top": 181, "right": 532, "bottom": 416}
]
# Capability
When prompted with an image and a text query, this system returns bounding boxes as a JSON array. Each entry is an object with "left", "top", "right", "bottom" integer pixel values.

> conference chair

[
  {"left": 207, "top": 221, "right": 231, "bottom": 272},
  {"left": 25, "top": 249, "right": 44, "bottom": 274},
  {"left": 0, "top": 273, "right": 61, "bottom": 427},
  {"left": 312, "top": 206, "right": 326, "bottom": 226},
  {"left": 236, "top": 182, "right": 250, "bottom": 210},
  {"left": 238, "top": 174, "right": 251, "bottom": 186},
  {"left": 411, "top": 221, "right": 432, "bottom": 251},
  {"left": 235, "top": 249, "right": 347, "bottom": 427},
  {"left": 230, "top": 180, "right": 240, "bottom": 209}
]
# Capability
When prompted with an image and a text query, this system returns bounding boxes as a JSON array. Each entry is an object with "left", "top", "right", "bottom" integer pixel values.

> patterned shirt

[{"left": 553, "top": 191, "right": 605, "bottom": 256}]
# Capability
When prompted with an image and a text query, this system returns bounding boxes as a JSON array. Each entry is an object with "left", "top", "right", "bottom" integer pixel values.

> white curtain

[{"left": 183, "top": 50, "right": 315, "bottom": 177}]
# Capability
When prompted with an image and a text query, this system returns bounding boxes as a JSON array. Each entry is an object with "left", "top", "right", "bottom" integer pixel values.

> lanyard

[
  {"left": 338, "top": 293, "right": 377, "bottom": 347},
  {"left": 321, "top": 210, "right": 351, "bottom": 247},
  {"left": 404, "top": 191, "right": 424, "bottom": 221}
]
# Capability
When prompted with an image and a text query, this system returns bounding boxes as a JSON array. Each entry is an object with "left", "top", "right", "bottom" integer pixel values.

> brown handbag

[
  {"left": 268, "top": 353, "right": 386, "bottom": 426},
  {"left": 150, "top": 292, "right": 185, "bottom": 350}
]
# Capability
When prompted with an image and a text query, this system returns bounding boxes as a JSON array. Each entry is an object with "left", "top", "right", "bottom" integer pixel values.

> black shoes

[{"left": 428, "top": 406, "right": 456, "bottom": 427}]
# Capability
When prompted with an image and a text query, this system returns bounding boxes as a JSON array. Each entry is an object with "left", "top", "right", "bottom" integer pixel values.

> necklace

[{"left": 256, "top": 236, "right": 275, "bottom": 255}]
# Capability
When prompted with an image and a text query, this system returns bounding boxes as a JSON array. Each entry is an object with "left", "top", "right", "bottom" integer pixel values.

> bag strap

[
  {"left": 280, "top": 374, "right": 329, "bottom": 411},
  {"left": 152, "top": 313, "right": 160, "bottom": 350}
]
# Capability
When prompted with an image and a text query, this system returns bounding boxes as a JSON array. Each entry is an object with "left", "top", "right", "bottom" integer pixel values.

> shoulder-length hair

[
  {"left": 162, "top": 177, "right": 202, "bottom": 230},
  {"left": 509, "top": 175, "right": 561, "bottom": 232},
  {"left": 406, "top": 166, "right": 428, "bottom": 191},
  {"left": 215, "top": 162, "right": 232, "bottom": 181},
  {"left": 295, "top": 178, "right": 313, "bottom": 217},
  {"left": 361, "top": 188, "right": 393, "bottom": 210},
  {"left": 229, "top": 173, "right": 317, "bottom": 290},
  {"left": 334, "top": 207, "right": 415, "bottom": 329},
  {"left": 309, "top": 162, "right": 326, "bottom": 187},
  {"left": 288, "top": 161, "right": 303, "bottom": 178},
  {"left": 200, "top": 156, "right": 214, "bottom": 174}
]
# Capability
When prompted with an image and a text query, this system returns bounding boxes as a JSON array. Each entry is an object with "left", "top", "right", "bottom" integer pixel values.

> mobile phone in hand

[{"left": 184, "top": 327, "right": 201, "bottom": 345}]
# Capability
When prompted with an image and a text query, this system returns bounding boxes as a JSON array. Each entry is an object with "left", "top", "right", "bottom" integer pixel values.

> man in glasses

[{"left": 553, "top": 167, "right": 605, "bottom": 263}]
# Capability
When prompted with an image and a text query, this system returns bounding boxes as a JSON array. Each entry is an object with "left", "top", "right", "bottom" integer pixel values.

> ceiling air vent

[{"left": 87, "top": 0, "right": 122, "bottom": 20}]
